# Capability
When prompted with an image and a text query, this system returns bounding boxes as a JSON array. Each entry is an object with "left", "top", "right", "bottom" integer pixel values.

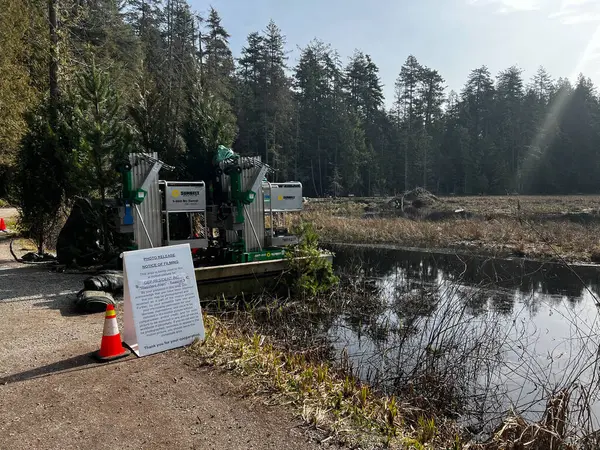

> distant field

[
  {"left": 307, "top": 195, "right": 600, "bottom": 217},
  {"left": 302, "top": 195, "right": 600, "bottom": 263},
  {"left": 441, "top": 195, "right": 600, "bottom": 216}
]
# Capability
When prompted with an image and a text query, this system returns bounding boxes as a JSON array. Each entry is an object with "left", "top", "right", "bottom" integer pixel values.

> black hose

[
  {"left": 8, "top": 239, "right": 103, "bottom": 274},
  {"left": 9, "top": 238, "right": 57, "bottom": 265}
]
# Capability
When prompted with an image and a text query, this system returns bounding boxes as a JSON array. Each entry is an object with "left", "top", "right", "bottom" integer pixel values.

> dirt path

[
  {"left": 0, "top": 207, "right": 17, "bottom": 219},
  {"left": 0, "top": 241, "right": 333, "bottom": 449}
]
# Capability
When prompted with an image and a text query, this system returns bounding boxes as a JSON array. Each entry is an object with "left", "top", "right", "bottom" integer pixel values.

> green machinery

[{"left": 116, "top": 147, "right": 303, "bottom": 265}]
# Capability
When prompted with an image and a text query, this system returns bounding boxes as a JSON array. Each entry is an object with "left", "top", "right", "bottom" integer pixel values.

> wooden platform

[{"left": 194, "top": 253, "right": 333, "bottom": 298}]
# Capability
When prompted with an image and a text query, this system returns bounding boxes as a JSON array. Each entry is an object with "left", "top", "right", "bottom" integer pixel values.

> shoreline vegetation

[
  {"left": 193, "top": 307, "right": 587, "bottom": 449},
  {"left": 192, "top": 313, "right": 463, "bottom": 449},
  {"left": 299, "top": 195, "right": 600, "bottom": 264}
]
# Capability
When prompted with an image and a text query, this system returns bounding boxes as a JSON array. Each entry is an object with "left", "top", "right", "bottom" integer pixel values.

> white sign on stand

[{"left": 122, "top": 244, "right": 205, "bottom": 357}]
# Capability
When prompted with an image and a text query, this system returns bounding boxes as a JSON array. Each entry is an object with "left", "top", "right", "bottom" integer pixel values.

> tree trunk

[
  {"left": 404, "top": 133, "right": 409, "bottom": 191},
  {"left": 37, "top": 229, "right": 44, "bottom": 256},
  {"left": 166, "top": 0, "right": 173, "bottom": 138},
  {"left": 198, "top": 22, "right": 203, "bottom": 86},
  {"left": 318, "top": 137, "right": 323, "bottom": 195},
  {"left": 423, "top": 131, "right": 427, "bottom": 189},
  {"left": 310, "top": 160, "right": 319, "bottom": 197},
  {"left": 171, "top": 16, "right": 187, "bottom": 156},
  {"left": 264, "top": 110, "right": 268, "bottom": 166},
  {"left": 273, "top": 113, "right": 277, "bottom": 182},
  {"left": 101, "top": 187, "right": 110, "bottom": 256},
  {"left": 48, "top": 0, "right": 59, "bottom": 116},
  {"left": 294, "top": 108, "right": 299, "bottom": 180}
]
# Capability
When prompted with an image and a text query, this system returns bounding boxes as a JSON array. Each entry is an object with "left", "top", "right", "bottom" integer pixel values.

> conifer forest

[{"left": 2, "top": 0, "right": 599, "bottom": 200}]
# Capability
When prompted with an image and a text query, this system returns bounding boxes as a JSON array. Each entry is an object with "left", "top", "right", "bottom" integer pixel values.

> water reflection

[{"left": 326, "top": 244, "right": 600, "bottom": 434}]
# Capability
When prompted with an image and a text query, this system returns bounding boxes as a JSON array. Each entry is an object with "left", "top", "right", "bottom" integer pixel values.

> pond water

[{"left": 326, "top": 244, "right": 600, "bottom": 435}]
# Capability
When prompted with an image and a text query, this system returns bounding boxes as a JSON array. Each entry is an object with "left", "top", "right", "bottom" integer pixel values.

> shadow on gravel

[
  {"left": 0, "top": 266, "right": 86, "bottom": 314},
  {"left": 0, "top": 353, "right": 132, "bottom": 385},
  {"left": 32, "top": 295, "right": 81, "bottom": 317}
]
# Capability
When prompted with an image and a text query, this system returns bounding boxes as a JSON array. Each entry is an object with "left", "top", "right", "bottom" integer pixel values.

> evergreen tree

[
  {"left": 343, "top": 51, "right": 385, "bottom": 195},
  {"left": 235, "top": 31, "right": 266, "bottom": 156},
  {"left": 12, "top": 101, "right": 75, "bottom": 254},
  {"left": 417, "top": 67, "right": 445, "bottom": 189},
  {"left": 74, "top": 59, "right": 130, "bottom": 200},
  {"left": 395, "top": 55, "right": 423, "bottom": 190},
  {"left": 493, "top": 66, "right": 524, "bottom": 192},
  {"left": 459, "top": 66, "right": 495, "bottom": 193},
  {"left": 183, "top": 87, "right": 237, "bottom": 184},
  {"left": 74, "top": 59, "right": 131, "bottom": 252},
  {"left": 0, "top": 0, "right": 44, "bottom": 168},
  {"left": 262, "top": 21, "right": 293, "bottom": 175},
  {"left": 8, "top": 2, "right": 600, "bottom": 202},
  {"left": 202, "top": 7, "right": 234, "bottom": 101},
  {"left": 294, "top": 41, "right": 332, "bottom": 196}
]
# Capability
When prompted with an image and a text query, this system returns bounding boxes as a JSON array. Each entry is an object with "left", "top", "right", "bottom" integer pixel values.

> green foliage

[
  {"left": 416, "top": 416, "right": 437, "bottom": 444},
  {"left": 0, "top": 0, "right": 47, "bottom": 198},
  {"left": 11, "top": 101, "right": 76, "bottom": 253},
  {"left": 359, "top": 384, "right": 370, "bottom": 409},
  {"left": 203, "top": 7, "right": 235, "bottom": 102},
  {"left": 73, "top": 57, "right": 130, "bottom": 200},
  {"left": 182, "top": 90, "right": 237, "bottom": 181},
  {"left": 286, "top": 221, "right": 338, "bottom": 297},
  {"left": 450, "top": 434, "right": 464, "bottom": 450},
  {"left": 0, "top": 0, "right": 43, "bottom": 166},
  {"left": 402, "top": 438, "right": 426, "bottom": 450},
  {"left": 234, "top": 20, "right": 293, "bottom": 177},
  {"left": 71, "top": 57, "right": 131, "bottom": 255},
  {"left": 128, "top": 77, "right": 170, "bottom": 155},
  {"left": 66, "top": 0, "right": 140, "bottom": 98}
]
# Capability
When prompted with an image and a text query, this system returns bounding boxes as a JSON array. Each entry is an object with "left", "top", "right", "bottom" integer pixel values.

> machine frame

[
  {"left": 160, "top": 180, "right": 209, "bottom": 250},
  {"left": 116, "top": 148, "right": 304, "bottom": 266}
]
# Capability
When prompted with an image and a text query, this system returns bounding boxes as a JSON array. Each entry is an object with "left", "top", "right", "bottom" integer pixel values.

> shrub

[
  {"left": 11, "top": 101, "right": 75, "bottom": 253},
  {"left": 286, "top": 221, "right": 338, "bottom": 297}
]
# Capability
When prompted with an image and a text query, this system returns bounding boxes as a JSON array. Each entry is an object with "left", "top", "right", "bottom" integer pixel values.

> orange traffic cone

[
  {"left": 0, "top": 218, "right": 6, "bottom": 232},
  {"left": 93, "top": 304, "right": 130, "bottom": 361}
]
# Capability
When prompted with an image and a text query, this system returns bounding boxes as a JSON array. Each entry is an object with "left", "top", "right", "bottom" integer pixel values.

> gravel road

[
  {"left": 0, "top": 241, "right": 333, "bottom": 449},
  {"left": 0, "top": 206, "right": 17, "bottom": 221}
]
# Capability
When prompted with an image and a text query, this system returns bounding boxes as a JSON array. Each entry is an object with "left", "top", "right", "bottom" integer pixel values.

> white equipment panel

[
  {"left": 164, "top": 182, "right": 206, "bottom": 212},
  {"left": 264, "top": 182, "right": 303, "bottom": 212}
]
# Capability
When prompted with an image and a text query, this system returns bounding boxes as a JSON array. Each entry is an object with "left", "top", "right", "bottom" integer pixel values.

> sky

[{"left": 190, "top": 0, "right": 600, "bottom": 106}]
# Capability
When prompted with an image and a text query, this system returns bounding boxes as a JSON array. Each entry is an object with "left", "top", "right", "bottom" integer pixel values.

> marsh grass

[
  {"left": 301, "top": 195, "right": 600, "bottom": 263},
  {"left": 189, "top": 312, "right": 459, "bottom": 449},
  {"left": 307, "top": 195, "right": 600, "bottom": 217},
  {"left": 4, "top": 216, "right": 18, "bottom": 231},
  {"left": 192, "top": 274, "right": 466, "bottom": 448},
  {"left": 300, "top": 210, "right": 600, "bottom": 263}
]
